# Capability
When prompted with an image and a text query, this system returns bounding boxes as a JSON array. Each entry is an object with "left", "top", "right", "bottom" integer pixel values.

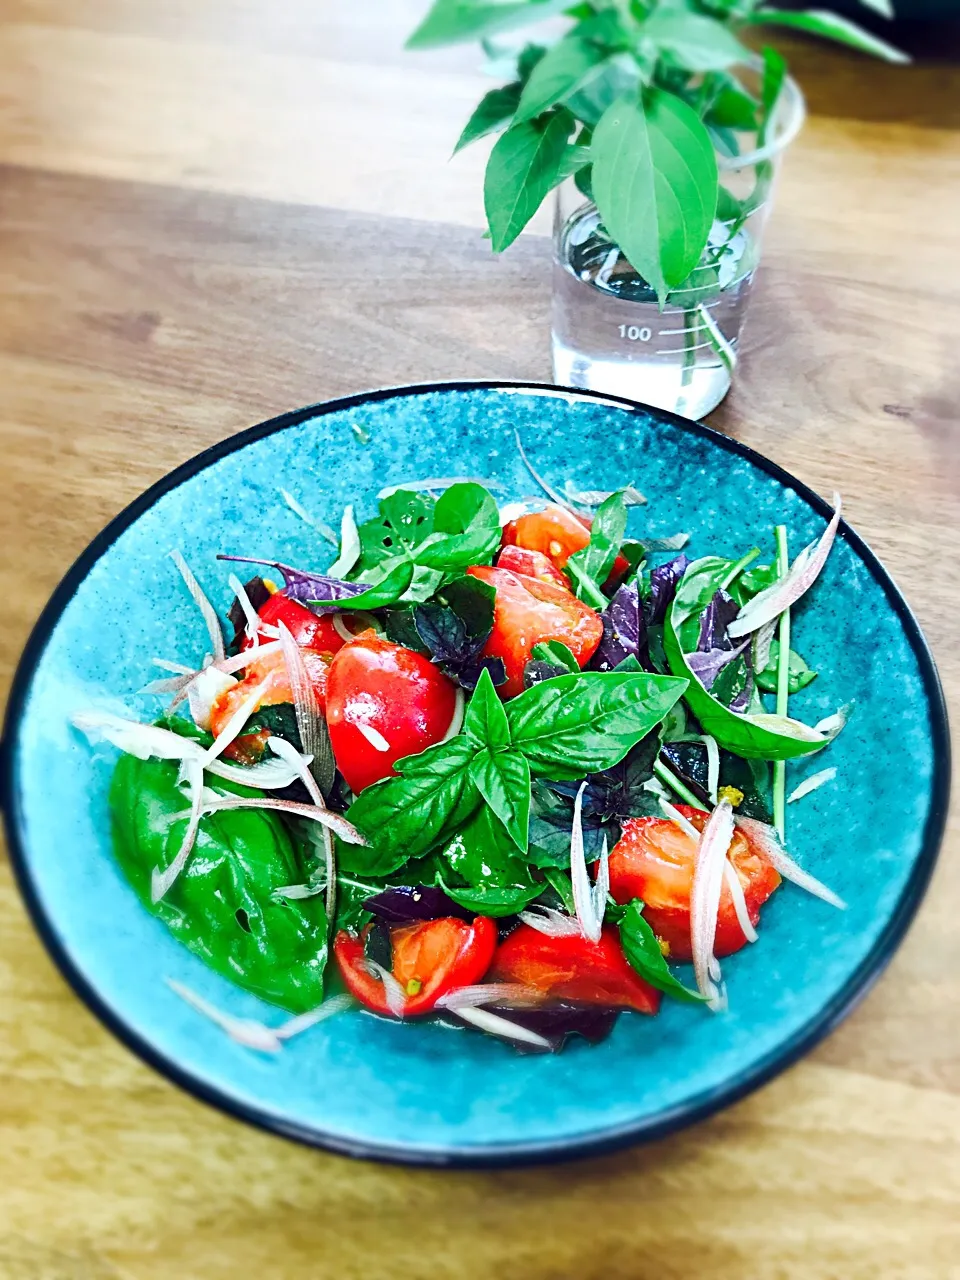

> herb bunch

[{"left": 408, "top": 0, "right": 905, "bottom": 303}]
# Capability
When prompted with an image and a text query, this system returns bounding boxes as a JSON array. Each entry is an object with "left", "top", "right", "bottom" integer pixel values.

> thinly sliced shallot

[
  {"left": 691, "top": 798, "right": 735, "bottom": 1008},
  {"left": 151, "top": 759, "right": 204, "bottom": 902},
  {"left": 196, "top": 794, "right": 367, "bottom": 844},
  {"left": 377, "top": 478, "right": 505, "bottom": 499},
  {"left": 815, "top": 704, "right": 853, "bottom": 741},
  {"left": 355, "top": 722, "right": 390, "bottom": 752},
  {"left": 72, "top": 711, "right": 202, "bottom": 762},
  {"left": 166, "top": 979, "right": 282, "bottom": 1052},
  {"left": 440, "top": 687, "right": 466, "bottom": 744},
  {"left": 701, "top": 734, "right": 720, "bottom": 804},
  {"left": 723, "top": 858, "right": 758, "bottom": 944},
  {"left": 436, "top": 984, "right": 542, "bottom": 1010},
  {"left": 363, "top": 960, "right": 406, "bottom": 1017},
  {"left": 787, "top": 767, "right": 837, "bottom": 805},
  {"left": 186, "top": 666, "right": 237, "bottom": 732},
  {"left": 659, "top": 798, "right": 701, "bottom": 843},
  {"left": 754, "top": 617, "right": 778, "bottom": 672},
  {"left": 735, "top": 816, "right": 846, "bottom": 910},
  {"left": 198, "top": 676, "right": 271, "bottom": 768},
  {"left": 275, "top": 993, "right": 354, "bottom": 1040},
  {"left": 141, "top": 673, "right": 194, "bottom": 696},
  {"left": 152, "top": 658, "right": 195, "bottom": 675},
  {"left": 212, "top": 640, "right": 282, "bottom": 676},
  {"left": 169, "top": 549, "right": 226, "bottom": 661},
  {"left": 591, "top": 833, "right": 609, "bottom": 928},
  {"left": 518, "top": 907, "right": 583, "bottom": 938},
  {"left": 277, "top": 621, "right": 333, "bottom": 796},
  {"left": 570, "top": 782, "right": 600, "bottom": 942},
  {"left": 514, "top": 430, "right": 578, "bottom": 514},
  {"left": 279, "top": 488, "right": 339, "bottom": 545},
  {"left": 728, "top": 495, "right": 842, "bottom": 639},
  {"left": 454, "top": 1005, "right": 552, "bottom": 1049},
  {"left": 325, "top": 504, "right": 361, "bottom": 579},
  {"left": 228, "top": 573, "right": 263, "bottom": 648}
]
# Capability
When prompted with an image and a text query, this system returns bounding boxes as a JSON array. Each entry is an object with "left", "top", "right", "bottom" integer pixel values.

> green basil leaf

[
  {"left": 356, "top": 490, "right": 435, "bottom": 572},
  {"left": 463, "top": 666, "right": 511, "bottom": 751},
  {"left": 543, "top": 866, "right": 576, "bottom": 913},
  {"left": 507, "top": 670, "right": 687, "bottom": 780},
  {"left": 437, "top": 574, "right": 497, "bottom": 637},
  {"left": 485, "top": 109, "right": 575, "bottom": 252},
  {"left": 454, "top": 83, "right": 522, "bottom": 154},
  {"left": 761, "top": 45, "right": 786, "bottom": 126},
  {"left": 592, "top": 87, "right": 718, "bottom": 303},
  {"left": 345, "top": 737, "right": 481, "bottom": 872},
  {"left": 564, "top": 556, "right": 607, "bottom": 609},
  {"left": 755, "top": 639, "right": 818, "bottom": 695},
  {"left": 531, "top": 639, "right": 579, "bottom": 673},
  {"left": 663, "top": 604, "right": 826, "bottom": 760},
  {"left": 619, "top": 900, "right": 706, "bottom": 1003},
  {"left": 514, "top": 35, "right": 605, "bottom": 123},
  {"left": 468, "top": 747, "right": 531, "bottom": 851},
  {"left": 565, "top": 50, "right": 642, "bottom": 127},
  {"left": 644, "top": 9, "right": 751, "bottom": 71},
  {"left": 705, "top": 79, "right": 759, "bottom": 131},
  {"left": 334, "top": 558, "right": 415, "bottom": 610},
  {"left": 407, "top": 0, "right": 571, "bottom": 50},
  {"left": 566, "top": 488, "right": 628, "bottom": 595},
  {"left": 439, "top": 809, "right": 539, "bottom": 915},
  {"left": 746, "top": 9, "right": 908, "bottom": 64},
  {"left": 441, "top": 877, "right": 541, "bottom": 916},
  {"left": 110, "top": 757, "right": 327, "bottom": 1014},
  {"left": 415, "top": 482, "right": 502, "bottom": 570}
]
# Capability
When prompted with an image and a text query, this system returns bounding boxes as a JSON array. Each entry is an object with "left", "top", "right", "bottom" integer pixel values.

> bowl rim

[{"left": 0, "top": 380, "right": 951, "bottom": 1169}]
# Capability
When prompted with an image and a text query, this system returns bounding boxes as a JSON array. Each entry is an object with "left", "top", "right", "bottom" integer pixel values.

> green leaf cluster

[{"left": 408, "top": 0, "right": 905, "bottom": 303}]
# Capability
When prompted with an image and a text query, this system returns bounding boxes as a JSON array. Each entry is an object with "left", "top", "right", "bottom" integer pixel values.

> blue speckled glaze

[{"left": 2, "top": 384, "right": 948, "bottom": 1166}]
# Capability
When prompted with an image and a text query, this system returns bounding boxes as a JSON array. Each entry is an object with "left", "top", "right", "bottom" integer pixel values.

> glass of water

[{"left": 551, "top": 71, "right": 806, "bottom": 420}]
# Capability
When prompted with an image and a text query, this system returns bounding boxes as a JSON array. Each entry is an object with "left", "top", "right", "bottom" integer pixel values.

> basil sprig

[
  {"left": 617, "top": 900, "right": 705, "bottom": 1004},
  {"left": 347, "top": 667, "right": 687, "bottom": 873}
]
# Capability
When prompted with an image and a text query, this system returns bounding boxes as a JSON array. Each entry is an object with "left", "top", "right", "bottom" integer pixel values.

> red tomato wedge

[
  {"left": 241, "top": 589, "right": 345, "bottom": 656},
  {"left": 325, "top": 635, "right": 458, "bottom": 793},
  {"left": 333, "top": 917, "right": 497, "bottom": 1017},
  {"left": 210, "top": 647, "right": 333, "bottom": 740},
  {"left": 502, "top": 503, "right": 629, "bottom": 584},
  {"left": 466, "top": 565, "right": 603, "bottom": 698},
  {"left": 496, "top": 544, "right": 571, "bottom": 589},
  {"left": 489, "top": 925, "right": 661, "bottom": 1014},
  {"left": 609, "top": 806, "right": 781, "bottom": 961}
]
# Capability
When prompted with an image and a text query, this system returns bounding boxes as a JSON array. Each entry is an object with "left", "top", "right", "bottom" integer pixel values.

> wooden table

[{"left": 1, "top": 4, "right": 958, "bottom": 1276}]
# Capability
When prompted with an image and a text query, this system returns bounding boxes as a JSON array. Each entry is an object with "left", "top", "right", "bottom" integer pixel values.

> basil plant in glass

[{"left": 408, "top": 0, "right": 905, "bottom": 418}]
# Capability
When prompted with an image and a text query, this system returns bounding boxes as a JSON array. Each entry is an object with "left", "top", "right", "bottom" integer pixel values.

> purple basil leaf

[
  {"left": 218, "top": 556, "right": 367, "bottom": 612},
  {"left": 660, "top": 742, "right": 712, "bottom": 806},
  {"left": 729, "top": 644, "right": 755, "bottom": 713},
  {"left": 363, "top": 884, "right": 474, "bottom": 924},
  {"left": 591, "top": 583, "right": 651, "bottom": 672},
  {"left": 480, "top": 1002, "right": 620, "bottom": 1053},
  {"left": 687, "top": 640, "right": 749, "bottom": 691},
  {"left": 646, "top": 553, "right": 691, "bottom": 624},
  {"left": 697, "top": 589, "right": 739, "bottom": 652}
]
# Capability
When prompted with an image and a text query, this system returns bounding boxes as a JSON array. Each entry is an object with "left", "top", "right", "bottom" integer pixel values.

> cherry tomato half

[
  {"left": 467, "top": 565, "right": 603, "bottom": 698},
  {"left": 333, "top": 916, "right": 497, "bottom": 1017},
  {"left": 210, "top": 647, "right": 333, "bottom": 741},
  {"left": 496, "top": 544, "right": 571, "bottom": 589},
  {"left": 488, "top": 925, "right": 661, "bottom": 1015},
  {"left": 609, "top": 806, "right": 781, "bottom": 962},
  {"left": 325, "top": 635, "right": 458, "bottom": 793},
  {"left": 242, "top": 589, "right": 345, "bottom": 656},
  {"left": 502, "top": 503, "right": 629, "bottom": 584}
]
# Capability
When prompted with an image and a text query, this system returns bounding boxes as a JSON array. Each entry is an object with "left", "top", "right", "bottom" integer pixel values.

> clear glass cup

[{"left": 551, "top": 71, "right": 806, "bottom": 420}]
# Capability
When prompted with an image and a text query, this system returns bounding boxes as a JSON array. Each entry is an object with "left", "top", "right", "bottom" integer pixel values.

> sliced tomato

[
  {"left": 333, "top": 916, "right": 497, "bottom": 1017},
  {"left": 609, "top": 806, "right": 782, "bottom": 961},
  {"left": 325, "top": 635, "right": 458, "bottom": 793},
  {"left": 242, "top": 589, "right": 345, "bottom": 656},
  {"left": 466, "top": 565, "right": 603, "bottom": 698},
  {"left": 502, "top": 503, "right": 629, "bottom": 584},
  {"left": 489, "top": 925, "right": 661, "bottom": 1015},
  {"left": 496, "top": 544, "right": 571, "bottom": 589},
  {"left": 209, "top": 646, "right": 333, "bottom": 740}
]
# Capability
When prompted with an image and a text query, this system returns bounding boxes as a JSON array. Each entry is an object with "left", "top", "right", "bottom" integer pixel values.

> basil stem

[
  {"left": 654, "top": 757, "right": 707, "bottom": 811},
  {"left": 721, "top": 545, "right": 760, "bottom": 591},
  {"left": 772, "top": 525, "right": 791, "bottom": 840}
]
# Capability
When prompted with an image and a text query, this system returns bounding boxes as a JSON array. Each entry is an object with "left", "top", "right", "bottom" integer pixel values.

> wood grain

[{"left": 0, "top": 2, "right": 958, "bottom": 1277}]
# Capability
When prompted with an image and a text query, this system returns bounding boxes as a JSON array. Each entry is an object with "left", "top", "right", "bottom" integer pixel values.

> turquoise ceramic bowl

[{"left": 1, "top": 384, "right": 949, "bottom": 1166}]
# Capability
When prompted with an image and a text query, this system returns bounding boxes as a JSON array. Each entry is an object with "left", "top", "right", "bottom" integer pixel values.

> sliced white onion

[
  {"left": 570, "top": 781, "right": 600, "bottom": 942},
  {"left": 363, "top": 960, "right": 406, "bottom": 1018},
  {"left": 746, "top": 713, "right": 826, "bottom": 745},
  {"left": 268, "top": 735, "right": 335, "bottom": 919},
  {"left": 659, "top": 798, "right": 702, "bottom": 843},
  {"left": 436, "top": 983, "right": 541, "bottom": 1010},
  {"left": 355, "top": 722, "right": 391, "bottom": 753},
  {"left": 72, "top": 711, "right": 204, "bottom": 762},
  {"left": 518, "top": 906, "right": 582, "bottom": 937},
  {"left": 151, "top": 759, "right": 204, "bottom": 902},
  {"left": 197, "top": 676, "right": 271, "bottom": 768},
  {"left": 186, "top": 666, "right": 237, "bottom": 732},
  {"left": 735, "top": 816, "right": 846, "bottom": 910},
  {"left": 211, "top": 640, "right": 283, "bottom": 676},
  {"left": 754, "top": 617, "right": 778, "bottom": 672},
  {"left": 591, "top": 832, "right": 609, "bottom": 927},
  {"left": 166, "top": 979, "right": 282, "bottom": 1053},
  {"left": 453, "top": 1005, "right": 552, "bottom": 1049},
  {"left": 440, "top": 687, "right": 466, "bottom": 744},
  {"left": 152, "top": 658, "right": 195, "bottom": 675},
  {"left": 141, "top": 674, "right": 195, "bottom": 696},
  {"left": 205, "top": 755, "right": 304, "bottom": 790},
  {"left": 326, "top": 503, "right": 361, "bottom": 579},
  {"left": 331, "top": 613, "right": 355, "bottom": 644},
  {"left": 228, "top": 573, "right": 263, "bottom": 649},
  {"left": 514, "top": 430, "right": 580, "bottom": 515},
  {"left": 275, "top": 993, "right": 354, "bottom": 1040},
  {"left": 787, "top": 767, "right": 837, "bottom": 805},
  {"left": 701, "top": 734, "right": 720, "bottom": 805},
  {"left": 565, "top": 483, "right": 646, "bottom": 508},
  {"left": 724, "top": 858, "right": 758, "bottom": 944},
  {"left": 196, "top": 795, "right": 368, "bottom": 844},
  {"left": 169, "top": 549, "right": 225, "bottom": 662},
  {"left": 728, "top": 495, "right": 842, "bottom": 638},
  {"left": 815, "top": 703, "right": 853, "bottom": 741},
  {"left": 691, "top": 798, "right": 734, "bottom": 1008},
  {"left": 279, "top": 488, "right": 339, "bottom": 546},
  {"left": 498, "top": 501, "right": 531, "bottom": 526}
]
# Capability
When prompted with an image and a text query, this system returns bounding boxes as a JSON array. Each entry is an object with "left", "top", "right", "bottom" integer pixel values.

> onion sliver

[
  {"left": 73, "top": 711, "right": 203, "bottom": 762},
  {"left": 518, "top": 907, "right": 582, "bottom": 938},
  {"left": 454, "top": 1005, "right": 552, "bottom": 1049},
  {"left": 169, "top": 549, "right": 226, "bottom": 662},
  {"left": 436, "top": 984, "right": 542, "bottom": 1010},
  {"left": 355, "top": 722, "right": 390, "bottom": 752},
  {"left": 440, "top": 687, "right": 466, "bottom": 744},
  {"left": 691, "top": 798, "right": 734, "bottom": 1007},
  {"left": 659, "top": 798, "right": 701, "bottom": 843},
  {"left": 728, "top": 495, "right": 841, "bottom": 638},
  {"left": 212, "top": 640, "right": 282, "bottom": 675},
  {"left": 198, "top": 676, "right": 271, "bottom": 768},
  {"left": 787, "top": 767, "right": 837, "bottom": 805},
  {"left": 196, "top": 795, "right": 367, "bottom": 844},
  {"left": 186, "top": 666, "right": 237, "bottom": 732},
  {"left": 723, "top": 858, "right": 758, "bottom": 944},
  {"left": 228, "top": 573, "right": 263, "bottom": 648},
  {"left": 735, "top": 816, "right": 846, "bottom": 910},
  {"left": 275, "top": 993, "right": 354, "bottom": 1040},
  {"left": 570, "top": 781, "right": 600, "bottom": 942},
  {"left": 363, "top": 960, "right": 406, "bottom": 1017},
  {"left": 166, "top": 979, "right": 282, "bottom": 1053},
  {"left": 151, "top": 759, "right": 204, "bottom": 902},
  {"left": 514, "top": 429, "right": 579, "bottom": 514}
]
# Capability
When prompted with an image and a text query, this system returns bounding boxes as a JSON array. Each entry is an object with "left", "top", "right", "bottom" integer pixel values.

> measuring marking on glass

[{"left": 618, "top": 324, "right": 653, "bottom": 342}]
